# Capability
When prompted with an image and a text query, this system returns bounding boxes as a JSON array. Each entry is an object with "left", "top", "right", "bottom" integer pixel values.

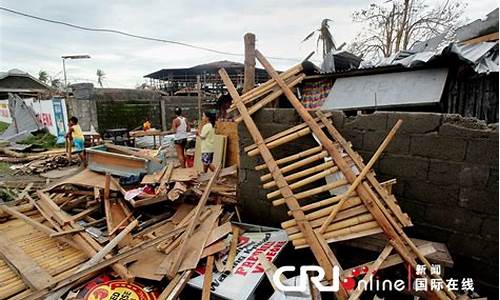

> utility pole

[{"left": 243, "top": 33, "right": 256, "bottom": 93}]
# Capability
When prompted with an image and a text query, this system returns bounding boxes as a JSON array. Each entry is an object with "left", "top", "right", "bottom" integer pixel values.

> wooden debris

[{"left": 223, "top": 225, "right": 240, "bottom": 273}]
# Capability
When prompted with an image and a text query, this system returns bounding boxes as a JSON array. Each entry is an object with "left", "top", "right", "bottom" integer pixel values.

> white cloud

[{"left": 0, "top": 0, "right": 497, "bottom": 87}]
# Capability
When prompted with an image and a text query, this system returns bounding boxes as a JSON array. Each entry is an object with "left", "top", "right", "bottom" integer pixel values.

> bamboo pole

[
  {"left": 243, "top": 113, "right": 332, "bottom": 153},
  {"left": 284, "top": 201, "right": 366, "bottom": 233},
  {"left": 272, "top": 178, "right": 348, "bottom": 206},
  {"left": 256, "top": 145, "right": 322, "bottom": 171},
  {"left": 267, "top": 166, "right": 340, "bottom": 199},
  {"left": 248, "top": 127, "right": 312, "bottom": 156},
  {"left": 289, "top": 213, "right": 374, "bottom": 241},
  {"left": 219, "top": 68, "right": 344, "bottom": 293},
  {"left": 316, "top": 111, "right": 411, "bottom": 228},
  {"left": 348, "top": 244, "right": 393, "bottom": 300},
  {"left": 236, "top": 74, "right": 305, "bottom": 123},
  {"left": 260, "top": 151, "right": 328, "bottom": 182},
  {"left": 319, "top": 119, "right": 403, "bottom": 234},
  {"left": 292, "top": 221, "right": 380, "bottom": 247},
  {"left": 227, "top": 64, "right": 302, "bottom": 113},
  {"left": 264, "top": 160, "right": 334, "bottom": 189}
]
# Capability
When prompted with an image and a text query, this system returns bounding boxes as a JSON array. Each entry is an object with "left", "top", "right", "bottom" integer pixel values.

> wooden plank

[
  {"left": 105, "top": 143, "right": 161, "bottom": 164},
  {"left": 0, "top": 232, "right": 54, "bottom": 290},
  {"left": 178, "top": 206, "right": 222, "bottom": 271},
  {"left": 165, "top": 166, "right": 222, "bottom": 278},
  {"left": 157, "top": 270, "right": 193, "bottom": 300},
  {"left": 202, "top": 255, "right": 215, "bottom": 300},
  {"left": 201, "top": 240, "right": 227, "bottom": 258},
  {"left": 157, "top": 162, "right": 174, "bottom": 196},
  {"left": 219, "top": 68, "right": 347, "bottom": 299},
  {"left": 223, "top": 225, "right": 240, "bottom": 272},
  {"left": 216, "top": 121, "right": 240, "bottom": 167},
  {"left": 205, "top": 222, "right": 232, "bottom": 246}
]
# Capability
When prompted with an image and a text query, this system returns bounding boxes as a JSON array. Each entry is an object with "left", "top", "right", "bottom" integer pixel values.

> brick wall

[{"left": 238, "top": 108, "right": 499, "bottom": 295}]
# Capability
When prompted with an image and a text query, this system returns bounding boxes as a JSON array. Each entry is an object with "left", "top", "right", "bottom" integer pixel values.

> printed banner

[{"left": 188, "top": 228, "right": 288, "bottom": 300}]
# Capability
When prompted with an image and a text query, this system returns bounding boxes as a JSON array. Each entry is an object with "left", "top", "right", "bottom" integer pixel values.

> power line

[{"left": 0, "top": 6, "right": 312, "bottom": 63}]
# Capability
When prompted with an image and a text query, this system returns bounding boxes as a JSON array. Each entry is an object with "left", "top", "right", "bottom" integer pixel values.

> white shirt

[{"left": 174, "top": 116, "right": 187, "bottom": 140}]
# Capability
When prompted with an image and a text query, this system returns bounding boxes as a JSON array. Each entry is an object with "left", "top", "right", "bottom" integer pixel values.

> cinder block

[
  {"left": 458, "top": 187, "right": 499, "bottom": 215},
  {"left": 362, "top": 130, "right": 410, "bottom": 154},
  {"left": 424, "top": 207, "right": 482, "bottom": 234},
  {"left": 387, "top": 112, "right": 442, "bottom": 134},
  {"left": 252, "top": 109, "right": 276, "bottom": 126},
  {"left": 439, "top": 122, "right": 497, "bottom": 139},
  {"left": 447, "top": 233, "right": 497, "bottom": 262},
  {"left": 406, "top": 224, "right": 452, "bottom": 243},
  {"left": 398, "top": 198, "right": 427, "bottom": 223},
  {"left": 465, "top": 138, "right": 499, "bottom": 165},
  {"left": 379, "top": 154, "right": 429, "bottom": 180},
  {"left": 458, "top": 164, "right": 490, "bottom": 188},
  {"left": 344, "top": 112, "right": 388, "bottom": 131},
  {"left": 340, "top": 129, "right": 364, "bottom": 149},
  {"left": 403, "top": 179, "right": 459, "bottom": 206},
  {"left": 323, "top": 109, "right": 345, "bottom": 128},
  {"left": 480, "top": 218, "right": 499, "bottom": 241},
  {"left": 273, "top": 108, "right": 301, "bottom": 125},
  {"left": 427, "top": 159, "right": 463, "bottom": 185},
  {"left": 410, "top": 133, "right": 467, "bottom": 161}
]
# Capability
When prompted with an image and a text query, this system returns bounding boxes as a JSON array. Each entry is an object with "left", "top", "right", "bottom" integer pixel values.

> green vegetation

[
  {"left": 19, "top": 132, "right": 59, "bottom": 149},
  {"left": 0, "top": 121, "right": 8, "bottom": 134},
  {"left": 0, "top": 162, "right": 11, "bottom": 173}
]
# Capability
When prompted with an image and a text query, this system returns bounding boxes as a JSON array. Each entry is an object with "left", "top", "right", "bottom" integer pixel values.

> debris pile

[{"left": 0, "top": 140, "right": 257, "bottom": 300}]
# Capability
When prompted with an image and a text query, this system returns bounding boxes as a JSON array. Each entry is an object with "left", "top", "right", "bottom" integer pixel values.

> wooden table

[{"left": 129, "top": 129, "right": 170, "bottom": 149}]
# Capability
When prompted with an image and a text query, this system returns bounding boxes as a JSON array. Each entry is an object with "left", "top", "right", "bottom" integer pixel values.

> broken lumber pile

[
  {"left": 0, "top": 155, "right": 240, "bottom": 299},
  {"left": 219, "top": 50, "right": 459, "bottom": 300}
]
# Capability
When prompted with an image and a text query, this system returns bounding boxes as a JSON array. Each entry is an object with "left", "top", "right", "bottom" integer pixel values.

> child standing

[
  {"left": 65, "top": 116, "right": 86, "bottom": 164},
  {"left": 198, "top": 111, "right": 216, "bottom": 173}
]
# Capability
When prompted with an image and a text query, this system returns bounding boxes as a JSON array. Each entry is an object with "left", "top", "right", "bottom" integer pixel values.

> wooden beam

[
  {"left": 243, "top": 33, "right": 256, "bottom": 93},
  {"left": 201, "top": 255, "right": 215, "bottom": 300},
  {"left": 223, "top": 225, "right": 240, "bottom": 272}
]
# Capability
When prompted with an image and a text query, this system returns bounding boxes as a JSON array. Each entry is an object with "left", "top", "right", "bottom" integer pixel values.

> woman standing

[
  {"left": 172, "top": 107, "right": 190, "bottom": 168},
  {"left": 198, "top": 111, "right": 216, "bottom": 173}
]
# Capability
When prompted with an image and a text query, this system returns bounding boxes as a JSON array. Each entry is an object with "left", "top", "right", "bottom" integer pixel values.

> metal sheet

[{"left": 322, "top": 68, "right": 449, "bottom": 110}]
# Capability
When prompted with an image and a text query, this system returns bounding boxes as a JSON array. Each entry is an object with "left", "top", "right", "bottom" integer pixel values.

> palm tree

[
  {"left": 96, "top": 69, "right": 105, "bottom": 87},
  {"left": 302, "top": 19, "right": 337, "bottom": 58},
  {"left": 38, "top": 70, "right": 49, "bottom": 83}
]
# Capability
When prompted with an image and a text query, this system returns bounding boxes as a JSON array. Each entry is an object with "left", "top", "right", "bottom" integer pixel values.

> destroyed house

[
  {"left": 0, "top": 69, "right": 53, "bottom": 99},
  {"left": 144, "top": 60, "right": 270, "bottom": 96},
  {"left": 299, "top": 9, "right": 499, "bottom": 123}
]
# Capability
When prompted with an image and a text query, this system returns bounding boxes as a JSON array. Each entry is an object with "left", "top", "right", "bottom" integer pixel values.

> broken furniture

[{"left": 86, "top": 143, "right": 163, "bottom": 177}]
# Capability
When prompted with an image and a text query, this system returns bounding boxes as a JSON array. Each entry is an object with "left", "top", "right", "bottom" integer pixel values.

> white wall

[{"left": 0, "top": 97, "right": 69, "bottom": 136}]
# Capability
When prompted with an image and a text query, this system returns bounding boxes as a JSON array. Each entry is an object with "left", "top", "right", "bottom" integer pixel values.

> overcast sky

[{"left": 0, "top": 0, "right": 497, "bottom": 88}]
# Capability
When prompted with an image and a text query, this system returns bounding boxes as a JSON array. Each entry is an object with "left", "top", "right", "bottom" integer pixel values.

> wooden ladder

[{"left": 218, "top": 50, "right": 458, "bottom": 300}]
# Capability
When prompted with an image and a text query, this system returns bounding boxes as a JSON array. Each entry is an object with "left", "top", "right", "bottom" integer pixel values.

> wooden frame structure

[{"left": 219, "top": 50, "right": 458, "bottom": 300}]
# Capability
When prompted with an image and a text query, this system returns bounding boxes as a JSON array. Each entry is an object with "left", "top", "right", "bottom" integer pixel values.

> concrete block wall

[{"left": 238, "top": 108, "right": 499, "bottom": 295}]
